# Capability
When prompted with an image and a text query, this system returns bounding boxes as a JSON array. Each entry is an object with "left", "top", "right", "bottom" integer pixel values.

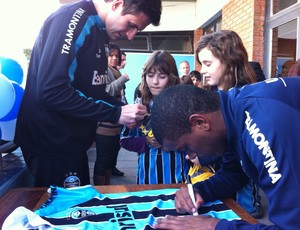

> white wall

[
  {"left": 145, "top": 0, "right": 230, "bottom": 31},
  {"left": 195, "top": 0, "right": 230, "bottom": 26},
  {"left": 146, "top": 1, "right": 196, "bottom": 31}
]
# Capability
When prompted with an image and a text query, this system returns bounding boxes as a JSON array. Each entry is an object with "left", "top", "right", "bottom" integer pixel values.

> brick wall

[
  {"left": 192, "top": 0, "right": 266, "bottom": 72},
  {"left": 193, "top": 28, "right": 204, "bottom": 71},
  {"left": 222, "top": 0, "right": 265, "bottom": 68}
]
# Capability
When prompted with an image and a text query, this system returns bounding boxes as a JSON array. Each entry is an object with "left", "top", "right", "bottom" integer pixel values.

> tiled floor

[{"left": 87, "top": 147, "right": 137, "bottom": 185}]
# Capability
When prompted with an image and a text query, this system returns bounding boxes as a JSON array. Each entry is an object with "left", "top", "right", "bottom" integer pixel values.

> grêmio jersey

[{"left": 31, "top": 185, "right": 240, "bottom": 229}]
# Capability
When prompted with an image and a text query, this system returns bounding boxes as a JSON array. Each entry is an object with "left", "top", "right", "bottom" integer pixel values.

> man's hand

[
  {"left": 175, "top": 186, "right": 204, "bottom": 214},
  {"left": 154, "top": 215, "right": 219, "bottom": 230},
  {"left": 118, "top": 104, "right": 147, "bottom": 126}
]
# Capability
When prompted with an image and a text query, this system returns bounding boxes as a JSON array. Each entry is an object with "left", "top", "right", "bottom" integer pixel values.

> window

[
  {"left": 114, "top": 36, "right": 149, "bottom": 51},
  {"left": 204, "top": 20, "right": 222, "bottom": 35},
  {"left": 271, "top": 19, "right": 298, "bottom": 77},
  {"left": 151, "top": 34, "right": 193, "bottom": 53},
  {"left": 264, "top": 1, "right": 300, "bottom": 78},
  {"left": 273, "top": 0, "right": 297, "bottom": 14},
  {"left": 114, "top": 32, "right": 194, "bottom": 54},
  {"left": 201, "top": 10, "right": 222, "bottom": 35}
]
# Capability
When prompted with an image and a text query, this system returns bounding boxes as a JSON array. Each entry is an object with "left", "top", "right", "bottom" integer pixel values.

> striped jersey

[
  {"left": 120, "top": 114, "right": 188, "bottom": 184},
  {"left": 32, "top": 185, "right": 241, "bottom": 229}
]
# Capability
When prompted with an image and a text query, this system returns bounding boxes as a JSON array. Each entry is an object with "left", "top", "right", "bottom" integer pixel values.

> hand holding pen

[
  {"left": 134, "top": 88, "right": 150, "bottom": 121},
  {"left": 174, "top": 182, "right": 204, "bottom": 215},
  {"left": 134, "top": 89, "right": 143, "bottom": 105},
  {"left": 187, "top": 175, "right": 198, "bottom": 216}
]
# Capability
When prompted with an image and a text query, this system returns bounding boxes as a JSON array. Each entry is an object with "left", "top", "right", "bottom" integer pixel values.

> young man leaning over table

[{"left": 151, "top": 78, "right": 300, "bottom": 229}]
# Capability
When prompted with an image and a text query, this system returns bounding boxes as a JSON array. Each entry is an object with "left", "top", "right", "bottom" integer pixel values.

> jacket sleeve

[
  {"left": 216, "top": 219, "right": 277, "bottom": 229},
  {"left": 119, "top": 125, "right": 146, "bottom": 152},
  {"left": 35, "top": 8, "right": 122, "bottom": 124},
  {"left": 105, "top": 70, "right": 129, "bottom": 97},
  {"left": 193, "top": 150, "right": 250, "bottom": 201}
]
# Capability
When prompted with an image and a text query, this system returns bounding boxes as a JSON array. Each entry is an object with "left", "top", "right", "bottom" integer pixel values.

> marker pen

[{"left": 187, "top": 175, "right": 198, "bottom": 216}]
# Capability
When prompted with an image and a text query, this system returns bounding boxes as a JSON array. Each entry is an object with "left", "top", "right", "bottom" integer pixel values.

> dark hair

[
  {"left": 180, "top": 75, "right": 194, "bottom": 85},
  {"left": 109, "top": 42, "right": 121, "bottom": 65},
  {"left": 151, "top": 84, "right": 220, "bottom": 144},
  {"left": 121, "top": 50, "right": 126, "bottom": 56},
  {"left": 140, "top": 50, "right": 179, "bottom": 109},
  {"left": 196, "top": 30, "right": 256, "bottom": 90},
  {"left": 189, "top": 70, "right": 202, "bottom": 81},
  {"left": 249, "top": 61, "right": 266, "bottom": 82},
  {"left": 121, "top": 0, "right": 162, "bottom": 26}
]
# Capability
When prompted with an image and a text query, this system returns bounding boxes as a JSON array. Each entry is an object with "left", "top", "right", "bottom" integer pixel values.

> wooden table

[{"left": 0, "top": 184, "right": 258, "bottom": 227}]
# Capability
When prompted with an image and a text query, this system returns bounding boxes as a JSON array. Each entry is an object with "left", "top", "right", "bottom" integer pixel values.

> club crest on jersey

[
  {"left": 64, "top": 174, "right": 81, "bottom": 188},
  {"left": 71, "top": 209, "right": 96, "bottom": 219}
]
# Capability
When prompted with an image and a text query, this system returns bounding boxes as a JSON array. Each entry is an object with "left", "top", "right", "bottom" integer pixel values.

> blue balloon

[
  {"left": 0, "top": 57, "right": 24, "bottom": 85},
  {"left": 0, "top": 73, "right": 15, "bottom": 119},
  {"left": 0, "top": 82, "right": 24, "bottom": 122}
]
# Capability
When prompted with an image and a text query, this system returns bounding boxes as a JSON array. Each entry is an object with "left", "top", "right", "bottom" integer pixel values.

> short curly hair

[{"left": 151, "top": 84, "right": 220, "bottom": 144}]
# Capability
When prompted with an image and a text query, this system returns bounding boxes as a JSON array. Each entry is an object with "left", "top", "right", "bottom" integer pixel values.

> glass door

[{"left": 264, "top": 0, "right": 300, "bottom": 78}]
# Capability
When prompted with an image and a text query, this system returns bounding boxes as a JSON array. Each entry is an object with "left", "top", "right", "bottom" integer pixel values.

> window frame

[{"left": 114, "top": 31, "right": 194, "bottom": 54}]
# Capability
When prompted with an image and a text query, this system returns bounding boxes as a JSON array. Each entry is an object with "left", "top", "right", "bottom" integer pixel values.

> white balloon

[
  {"left": 0, "top": 118, "right": 17, "bottom": 141},
  {"left": 0, "top": 73, "right": 16, "bottom": 119}
]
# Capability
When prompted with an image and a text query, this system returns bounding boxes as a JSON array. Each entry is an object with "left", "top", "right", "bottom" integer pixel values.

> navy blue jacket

[
  {"left": 195, "top": 77, "right": 300, "bottom": 229},
  {"left": 15, "top": 1, "right": 121, "bottom": 157}
]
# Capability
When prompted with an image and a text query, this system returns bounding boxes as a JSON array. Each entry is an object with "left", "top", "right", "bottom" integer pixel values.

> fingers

[
  {"left": 154, "top": 215, "right": 219, "bottom": 230},
  {"left": 119, "top": 104, "right": 147, "bottom": 125},
  {"left": 174, "top": 187, "right": 191, "bottom": 213},
  {"left": 154, "top": 216, "right": 182, "bottom": 229},
  {"left": 175, "top": 187, "right": 202, "bottom": 214},
  {"left": 132, "top": 104, "right": 147, "bottom": 116}
]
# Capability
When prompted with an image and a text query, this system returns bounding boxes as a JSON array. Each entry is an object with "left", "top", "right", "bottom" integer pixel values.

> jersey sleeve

[{"left": 119, "top": 125, "right": 146, "bottom": 152}]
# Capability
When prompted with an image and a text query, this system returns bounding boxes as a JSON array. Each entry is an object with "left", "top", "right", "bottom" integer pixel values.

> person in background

[
  {"left": 200, "top": 30, "right": 256, "bottom": 91},
  {"left": 14, "top": 0, "right": 162, "bottom": 188},
  {"left": 189, "top": 70, "right": 202, "bottom": 87},
  {"left": 192, "top": 30, "right": 263, "bottom": 218},
  {"left": 117, "top": 50, "right": 128, "bottom": 104},
  {"left": 94, "top": 43, "right": 129, "bottom": 185},
  {"left": 249, "top": 61, "right": 266, "bottom": 82},
  {"left": 117, "top": 51, "right": 127, "bottom": 70},
  {"left": 120, "top": 50, "right": 188, "bottom": 184},
  {"left": 288, "top": 59, "right": 300, "bottom": 77},
  {"left": 179, "top": 60, "right": 190, "bottom": 77},
  {"left": 180, "top": 74, "right": 194, "bottom": 85},
  {"left": 151, "top": 77, "right": 300, "bottom": 229},
  {"left": 278, "top": 65, "right": 288, "bottom": 77}
]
